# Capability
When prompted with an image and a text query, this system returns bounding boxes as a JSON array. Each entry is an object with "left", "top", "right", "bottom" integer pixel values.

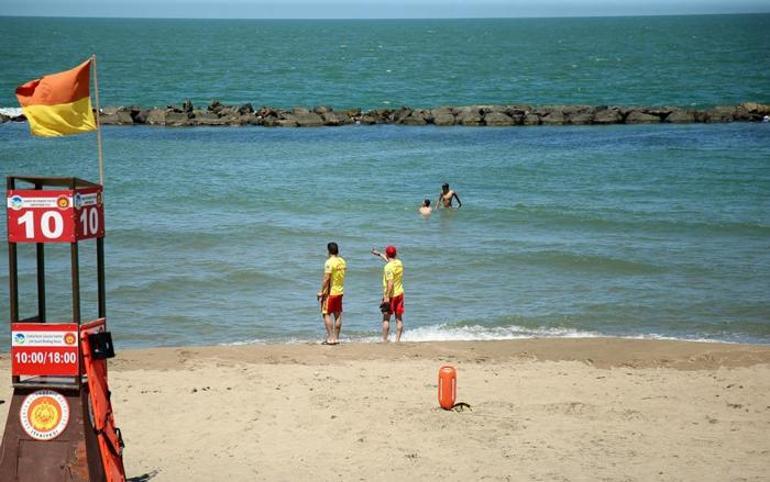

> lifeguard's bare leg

[
  {"left": 323, "top": 313, "right": 334, "bottom": 343},
  {"left": 332, "top": 312, "right": 342, "bottom": 343},
  {"left": 395, "top": 315, "right": 404, "bottom": 342},
  {"left": 381, "top": 314, "right": 391, "bottom": 342}
]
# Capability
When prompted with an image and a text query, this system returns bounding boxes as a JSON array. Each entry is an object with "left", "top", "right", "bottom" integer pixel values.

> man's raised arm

[{"left": 371, "top": 248, "right": 388, "bottom": 262}]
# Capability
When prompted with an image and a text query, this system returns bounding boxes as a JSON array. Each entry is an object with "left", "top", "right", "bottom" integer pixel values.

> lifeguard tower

[{"left": 0, "top": 176, "right": 125, "bottom": 482}]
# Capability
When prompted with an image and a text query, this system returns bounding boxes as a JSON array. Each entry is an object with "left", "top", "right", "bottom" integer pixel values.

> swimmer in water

[
  {"left": 418, "top": 198, "right": 432, "bottom": 216},
  {"left": 436, "top": 183, "right": 462, "bottom": 209}
]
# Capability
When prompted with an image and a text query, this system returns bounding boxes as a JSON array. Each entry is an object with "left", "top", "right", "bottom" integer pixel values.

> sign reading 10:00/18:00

[
  {"left": 6, "top": 187, "right": 104, "bottom": 243},
  {"left": 11, "top": 323, "right": 80, "bottom": 376}
]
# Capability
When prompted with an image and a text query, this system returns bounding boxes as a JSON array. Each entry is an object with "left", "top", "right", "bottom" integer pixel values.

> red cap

[{"left": 385, "top": 245, "right": 397, "bottom": 258}]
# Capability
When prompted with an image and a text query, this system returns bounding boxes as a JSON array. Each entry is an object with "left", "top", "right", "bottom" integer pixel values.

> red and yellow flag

[{"left": 15, "top": 58, "right": 96, "bottom": 137}]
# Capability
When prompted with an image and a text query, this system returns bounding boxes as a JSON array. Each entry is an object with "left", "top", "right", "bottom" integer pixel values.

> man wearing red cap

[{"left": 371, "top": 245, "right": 405, "bottom": 342}]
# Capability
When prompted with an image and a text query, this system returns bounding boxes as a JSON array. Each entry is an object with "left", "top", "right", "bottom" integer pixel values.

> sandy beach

[{"left": 1, "top": 338, "right": 769, "bottom": 481}]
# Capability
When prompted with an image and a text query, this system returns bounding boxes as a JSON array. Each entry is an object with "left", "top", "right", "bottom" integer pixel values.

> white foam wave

[
  {"left": 0, "top": 107, "right": 22, "bottom": 117},
  {"left": 399, "top": 323, "right": 602, "bottom": 342},
  {"left": 220, "top": 324, "right": 735, "bottom": 346},
  {"left": 622, "top": 333, "right": 731, "bottom": 344},
  {"left": 222, "top": 336, "right": 307, "bottom": 346}
]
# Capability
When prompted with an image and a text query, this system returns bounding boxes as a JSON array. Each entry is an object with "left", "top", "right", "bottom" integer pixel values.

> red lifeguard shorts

[
  {"left": 322, "top": 295, "right": 343, "bottom": 314},
  {"left": 385, "top": 294, "right": 404, "bottom": 316}
]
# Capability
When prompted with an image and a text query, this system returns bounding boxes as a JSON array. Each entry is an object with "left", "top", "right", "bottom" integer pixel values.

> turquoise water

[
  {"left": 0, "top": 15, "right": 769, "bottom": 109},
  {"left": 1, "top": 122, "right": 769, "bottom": 347},
  {"left": 1, "top": 15, "right": 769, "bottom": 347}
]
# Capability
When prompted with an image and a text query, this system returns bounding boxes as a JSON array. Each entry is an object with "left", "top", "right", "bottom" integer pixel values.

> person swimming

[
  {"left": 436, "top": 183, "right": 462, "bottom": 209},
  {"left": 418, "top": 198, "right": 432, "bottom": 216}
]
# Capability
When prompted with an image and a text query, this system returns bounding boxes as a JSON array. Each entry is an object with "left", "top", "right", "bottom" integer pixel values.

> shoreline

[
  {"left": 215, "top": 333, "right": 768, "bottom": 348},
  {"left": 3, "top": 334, "right": 768, "bottom": 361},
  {"left": 2, "top": 101, "right": 769, "bottom": 127},
  {"left": 2, "top": 337, "right": 769, "bottom": 480},
  {"left": 47, "top": 337, "right": 770, "bottom": 371}
]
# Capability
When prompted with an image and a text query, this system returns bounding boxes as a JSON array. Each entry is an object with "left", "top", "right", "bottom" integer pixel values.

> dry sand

[{"left": 1, "top": 338, "right": 769, "bottom": 481}]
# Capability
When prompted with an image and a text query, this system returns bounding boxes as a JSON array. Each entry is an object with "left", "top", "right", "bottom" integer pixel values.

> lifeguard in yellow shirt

[
  {"left": 371, "top": 245, "right": 405, "bottom": 342},
  {"left": 317, "top": 242, "right": 346, "bottom": 345}
]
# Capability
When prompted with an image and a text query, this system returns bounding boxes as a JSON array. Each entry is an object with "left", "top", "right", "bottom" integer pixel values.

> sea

[{"left": 0, "top": 15, "right": 769, "bottom": 348}]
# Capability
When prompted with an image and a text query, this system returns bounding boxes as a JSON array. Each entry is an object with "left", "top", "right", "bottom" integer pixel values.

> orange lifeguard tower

[{"left": 0, "top": 176, "right": 125, "bottom": 482}]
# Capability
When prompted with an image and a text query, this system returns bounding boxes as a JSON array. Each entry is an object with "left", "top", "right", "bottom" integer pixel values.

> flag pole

[{"left": 91, "top": 54, "right": 105, "bottom": 186}]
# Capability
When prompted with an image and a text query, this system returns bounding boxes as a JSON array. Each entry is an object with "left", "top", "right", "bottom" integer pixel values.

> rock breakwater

[{"left": 3, "top": 101, "right": 769, "bottom": 128}]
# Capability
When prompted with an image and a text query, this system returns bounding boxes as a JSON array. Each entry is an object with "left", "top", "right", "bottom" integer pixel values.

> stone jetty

[{"left": 2, "top": 101, "right": 769, "bottom": 128}]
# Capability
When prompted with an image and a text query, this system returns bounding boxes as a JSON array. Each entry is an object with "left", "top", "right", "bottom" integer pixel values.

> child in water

[{"left": 418, "top": 198, "right": 432, "bottom": 216}]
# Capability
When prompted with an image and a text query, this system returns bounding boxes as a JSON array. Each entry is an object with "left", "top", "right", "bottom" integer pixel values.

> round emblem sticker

[
  {"left": 20, "top": 390, "right": 70, "bottom": 441},
  {"left": 57, "top": 195, "right": 70, "bottom": 209},
  {"left": 64, "top": 332, "right": 77, "bottom": 345},
  {"left": 10, "top": 195, "right": 24, "bottom": 211}
]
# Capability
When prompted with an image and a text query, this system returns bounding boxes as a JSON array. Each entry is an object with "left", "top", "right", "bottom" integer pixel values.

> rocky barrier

[{"left": 2, "top": 100, "right": 769, "bottom": 127}]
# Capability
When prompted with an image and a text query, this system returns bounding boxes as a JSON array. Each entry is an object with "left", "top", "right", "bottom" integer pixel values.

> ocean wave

[
  {"left": 224, "top": 337, "right": 307, "bottom": 346},
  {"left": 621, "top": 333, "right": 729, "bottom": 344},
  {"left": 110, "top": 268, "right": 290, "bottom": 296},
  {"left": 490, "top": 204, "right": 770, "bottom": 237},
  {"left": 108, "top": 220, "right": 342, "bottom": 247},
  {"left": 217, "top": 324, "right": 598, "bottom": 346},
  {"left": 398, "top": 323, "right": 601, "bottom": 342},
  {"left": 517, "top": 250, "right": 665, "bottom": 275},
  {"left": 219, "top": 323, "right": 732, "bottom": 346}
]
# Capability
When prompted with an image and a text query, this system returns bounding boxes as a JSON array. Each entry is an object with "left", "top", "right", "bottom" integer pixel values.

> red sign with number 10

[{"left": 6, "top": 187, "right": 104, "bottom": 243}]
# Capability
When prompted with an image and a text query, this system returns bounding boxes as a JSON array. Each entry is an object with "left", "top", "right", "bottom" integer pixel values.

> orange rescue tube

[{"left": 438, "top": 365, "right": 457, "bottom": 410}]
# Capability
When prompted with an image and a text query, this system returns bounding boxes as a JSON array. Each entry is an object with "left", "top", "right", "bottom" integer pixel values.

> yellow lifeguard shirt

[
  {"left": 383, "top": 259, "right": 404, "bottom": 297},
  {"left": 324, "top": 256, "right": 346, "bottom": 296}
]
